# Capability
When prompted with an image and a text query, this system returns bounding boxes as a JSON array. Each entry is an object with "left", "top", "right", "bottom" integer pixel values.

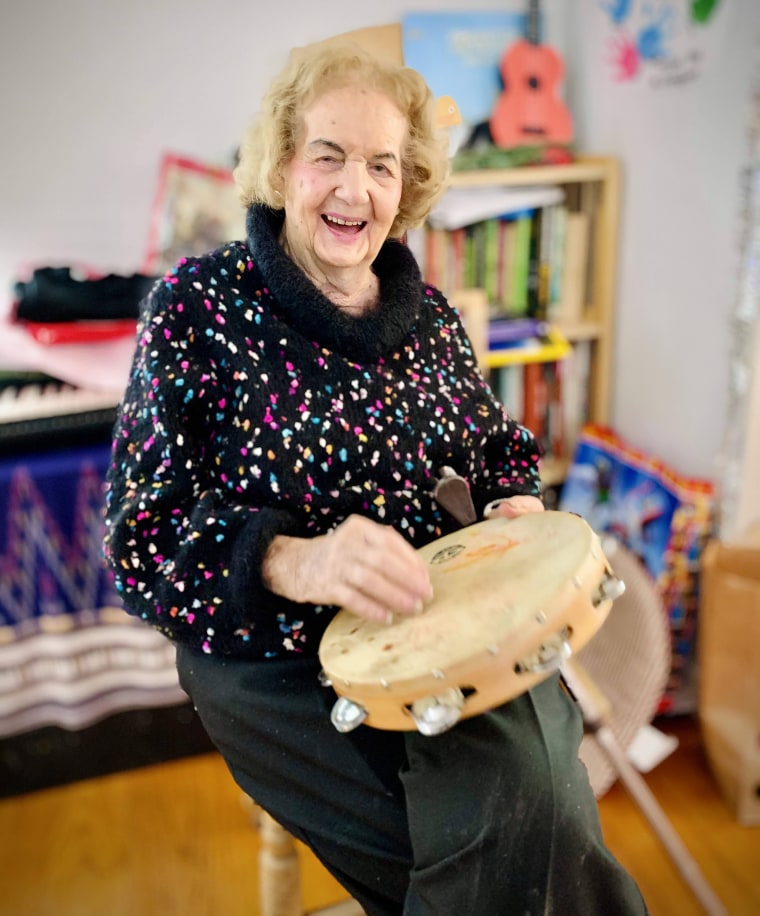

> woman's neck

[{"left": 280, "top": 231, "right": 379, "bottom": 316}]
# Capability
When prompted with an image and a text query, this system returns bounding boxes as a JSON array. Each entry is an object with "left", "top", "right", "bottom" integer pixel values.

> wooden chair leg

[
  {"left": 562, "top": 659, "right": 727, "bottom": 916},
  {"left": 258, "top": 808, "right": 303, "bottom": 916}
]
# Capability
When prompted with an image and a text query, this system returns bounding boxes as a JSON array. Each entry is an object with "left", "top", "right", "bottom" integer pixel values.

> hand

[
  {"left": 483, "top": 494, "right": 545, "bottom": 519},
  {"left": 262, "top": 515, "right": 433, "bottom": 624}
]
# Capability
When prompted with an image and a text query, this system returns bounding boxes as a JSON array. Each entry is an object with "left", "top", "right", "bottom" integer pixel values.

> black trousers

[{"left": 177, "top": 647, "right": 648, "bottom": 916}]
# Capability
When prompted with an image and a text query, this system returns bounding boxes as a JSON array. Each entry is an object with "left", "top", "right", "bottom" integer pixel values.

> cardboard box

[{"left": 698, "top": 524, "right": 760, "bottom": 825}]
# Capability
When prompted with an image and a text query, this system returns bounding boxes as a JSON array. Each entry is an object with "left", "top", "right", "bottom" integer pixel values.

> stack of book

[
  {"left": 422, "top": 185, "right": 590, "bottom": 326},
  {"left": 495, "top": 343, "right": 592, "bottom": 464}
]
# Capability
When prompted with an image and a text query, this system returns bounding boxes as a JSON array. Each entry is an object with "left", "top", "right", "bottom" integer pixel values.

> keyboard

[{"left": 0, "top": 381, "right": 120, "bottom": 453}]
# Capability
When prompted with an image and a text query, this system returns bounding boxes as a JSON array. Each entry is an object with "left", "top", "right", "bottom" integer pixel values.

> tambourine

[{"left": 318, "top": 511, "right": 625, "bottom": 736}]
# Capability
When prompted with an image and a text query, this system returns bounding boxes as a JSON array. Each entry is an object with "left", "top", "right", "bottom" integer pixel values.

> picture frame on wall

[{"left": 143, "top": 153, "right": 246, "bottom": 276}]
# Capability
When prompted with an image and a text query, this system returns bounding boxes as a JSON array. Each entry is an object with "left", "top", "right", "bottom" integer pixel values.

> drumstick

[{"left": 433, "top": 466, "right": 477, "bottom": 526}]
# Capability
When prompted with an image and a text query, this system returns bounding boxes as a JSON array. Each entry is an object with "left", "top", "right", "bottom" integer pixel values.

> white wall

[
  {"left": 0, "top": 0, "right": 566, "bottom": 303},
  {"left": 1, "top": 0, "right": 755, "bottom": 481},
  {"left": 566, "top": 0, "right": 760, "bottom": 479}
]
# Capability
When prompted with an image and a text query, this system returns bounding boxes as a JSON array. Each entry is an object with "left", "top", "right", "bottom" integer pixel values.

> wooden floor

[{"left": 0, "top": 715, "right": 758, "bottom": 916}]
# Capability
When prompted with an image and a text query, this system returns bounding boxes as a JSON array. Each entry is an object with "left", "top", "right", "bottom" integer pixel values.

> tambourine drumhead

[{"left": 319, "top": 511, "right": 615, "bottom": 731}]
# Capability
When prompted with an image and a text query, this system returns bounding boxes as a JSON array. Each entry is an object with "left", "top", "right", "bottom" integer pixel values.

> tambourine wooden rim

[{"left": 319, "top": 511, "right": 618, "bottom": 732}]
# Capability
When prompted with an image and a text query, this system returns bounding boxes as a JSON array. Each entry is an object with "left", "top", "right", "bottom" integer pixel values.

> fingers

[
  {"left": 483, "top": 494, "right": 545, "bottom": 519},
  {"left": 303, "top": 515, "right": 433, "bottom": 625}
]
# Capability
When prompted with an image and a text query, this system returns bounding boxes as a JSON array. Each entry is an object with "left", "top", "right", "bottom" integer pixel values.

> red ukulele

[{"left": 489, "top": 0, "right": 574, "bottom": 149}]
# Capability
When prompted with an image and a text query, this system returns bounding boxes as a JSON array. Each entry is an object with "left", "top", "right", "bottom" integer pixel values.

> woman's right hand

[{"left": 262, "top": 515, "right": 434, "bottom": 624}]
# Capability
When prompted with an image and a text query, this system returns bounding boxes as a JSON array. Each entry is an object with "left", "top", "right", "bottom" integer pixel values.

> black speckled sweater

[{"left": 103, "top": 205, "right": 542, "bottom": 659}]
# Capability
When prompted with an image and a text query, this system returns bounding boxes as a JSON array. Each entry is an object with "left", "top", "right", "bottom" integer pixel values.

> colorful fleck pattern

[{"left": 103, "top": 206, "right": 541, "bottom": 659}]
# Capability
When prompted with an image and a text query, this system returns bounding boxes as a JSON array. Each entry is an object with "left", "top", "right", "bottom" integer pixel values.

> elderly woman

[{"left": 104, "top": 42, "right": 646, "bottom": 915}]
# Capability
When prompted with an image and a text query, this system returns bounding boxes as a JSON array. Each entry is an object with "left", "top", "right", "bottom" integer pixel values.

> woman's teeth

[{"left": 324, "top": 215, "right": 364, "bottom": 227}]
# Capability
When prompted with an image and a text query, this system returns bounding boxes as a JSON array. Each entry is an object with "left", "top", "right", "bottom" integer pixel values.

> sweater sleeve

[{"left": 103, "top": 278, "right": 302, "bottom": 655}]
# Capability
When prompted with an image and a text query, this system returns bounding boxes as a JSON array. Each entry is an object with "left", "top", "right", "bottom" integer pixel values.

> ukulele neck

[{"left": 526, "top": 0, "right": 542, "bottom": 46}]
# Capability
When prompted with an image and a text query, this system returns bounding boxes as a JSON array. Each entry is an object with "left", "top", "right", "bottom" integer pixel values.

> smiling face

[{"left": 278, "top": 84, "right": 406, "bottom": 290}]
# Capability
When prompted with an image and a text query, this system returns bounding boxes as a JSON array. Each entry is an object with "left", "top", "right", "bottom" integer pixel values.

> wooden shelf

[
  {"left": 439, "top": 157, "right": 621, "bottom": 485},
  {"left": 448, "top": 156, "right": 614, "bottom": 189}
]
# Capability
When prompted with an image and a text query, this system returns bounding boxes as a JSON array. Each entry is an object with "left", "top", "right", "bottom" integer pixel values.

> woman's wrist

[{"left": 262, "top": 534, "right": 308, "bottom": 601}]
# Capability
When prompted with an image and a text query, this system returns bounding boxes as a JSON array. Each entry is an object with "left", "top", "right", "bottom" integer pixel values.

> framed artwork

[
  {"left": 402, "top": 10, "right": 524, "bottom": 146},
  {"left": 144, "top": 153, "right": 247, "bottom": 275}
]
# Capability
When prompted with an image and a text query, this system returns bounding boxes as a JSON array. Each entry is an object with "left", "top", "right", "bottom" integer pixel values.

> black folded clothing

[{"left": 13, "top": 267, "right": 158, "bottom": 323}]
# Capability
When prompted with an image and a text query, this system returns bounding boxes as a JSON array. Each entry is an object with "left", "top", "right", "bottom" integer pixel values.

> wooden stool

[
  {"left": 257, "top": 809, "right": 302, "bottom": 916},
  {"left": 254, "top": 805, "right": 365, "bottom": 916}
]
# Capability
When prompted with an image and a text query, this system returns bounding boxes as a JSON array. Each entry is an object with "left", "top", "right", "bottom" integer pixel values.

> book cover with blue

[{"left": 402, "top": 11, "right": 525, "bottom": 126}]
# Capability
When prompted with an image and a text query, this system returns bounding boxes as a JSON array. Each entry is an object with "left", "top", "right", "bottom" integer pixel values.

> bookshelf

[{"left": 427, "top": 156, "right": 621, "bottom": 488}]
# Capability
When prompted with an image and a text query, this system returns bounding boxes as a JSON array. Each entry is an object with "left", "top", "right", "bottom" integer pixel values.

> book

[
  {"left": 424, "top": 226, "right": 447, "bottom": 288},
  {"left": 526, "top": 209, "right": 542, "bottom": 318},
  {"left": 488, "top": 317, "right": 550, "bottom": 348},
  {"left": 450, "top": 227, "right": 467, "bottom": 290},
  {"left": 558, "top": 340, "right": 591, "bottom": 454},
  {"left": 495, "top": 219, "right": 509, "bottom": 308},
  {"left": 509, "top": 211, "right": 534, "bottom": 315},
  {"left": 544, "top": 361, "right": 565, "bottom": 458},
  {"left": 470, "top": 221, "right": 487, "bottom": 295},
  {"left": 555, "top": 210, "right": 590, "bottom": 323},
  {"left": 487, "top": 326, "right": 571, "bottom": 369},
  {"left": 497, "top": 364, "right": 524, "bottom": 422},
  {"left": 498, "top": 219, "right": 516, "bottom": 312},
  {"left": 537, "top": 205, "right": 555, "bottom": 320},
  {"left": 549, "top": 204, "right": 568, "bottom": 307},
  {"left": 422, "top": 204, "right": 575, "bottom": 323},
  {"left": 483, "top": 218, "right": 500, "bottom": 307},
  {"left": 522, "top": 361, "right": 548, "bottom": 442},
  {"left": 428, "top": 184, "right": 564, "bottom": 231}
]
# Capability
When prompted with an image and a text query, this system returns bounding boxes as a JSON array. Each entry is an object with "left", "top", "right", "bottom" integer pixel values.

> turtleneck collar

[{"left": 245, "top": 205, "right": 424, "bottom": 361}]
